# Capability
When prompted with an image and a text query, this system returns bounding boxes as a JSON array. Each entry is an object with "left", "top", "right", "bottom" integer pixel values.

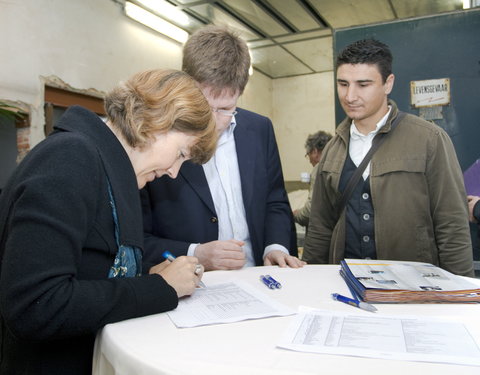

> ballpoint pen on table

[
  {"left": 265, "top": 274, "right": 282, "bottom": 289},
  {"left": 260, "top": 275, "right": 276, "bottom": 289},
  {"left": 260, "top": 275, "right": 282, "bottom": 289},
  {"left": 162, "top": 251, "right": 206, "bottom": 288},
  {"left": 331, "top": 293, "right": 377, "bottom": 312}
]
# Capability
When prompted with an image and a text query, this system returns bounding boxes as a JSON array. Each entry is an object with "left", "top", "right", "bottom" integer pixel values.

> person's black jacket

[{"left": 0, "top": 106, "right": 177, "bottom": 375}]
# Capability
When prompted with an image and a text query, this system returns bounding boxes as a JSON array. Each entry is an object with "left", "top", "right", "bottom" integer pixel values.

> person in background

[
  {"left": 303, "top": 39, "right": 474, "bottom": 276},
  {"left": 467, "top": 195, "right": 480, "bottom": 277},
  {"left": 141, "top": 25, "right": 304, "bottom": 271},
  {"left": 0, "top": 69, "right": 217, "bottom": 375},
  {"left": 468, "top": 195, "right": 480, "bottom": 229},
  {"left": 293, "top": 130, "right": 332, "bottom": 227}
]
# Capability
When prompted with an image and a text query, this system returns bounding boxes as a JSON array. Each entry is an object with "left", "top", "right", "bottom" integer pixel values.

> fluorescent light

[
  {"left": 125, "top": 2, "right": 189, "bottom": 43},
  {"left": 135, "top": 0, "right": 191, "bottom": 27}
]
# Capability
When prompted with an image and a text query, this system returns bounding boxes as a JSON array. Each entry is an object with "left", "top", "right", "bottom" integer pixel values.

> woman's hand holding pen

[{"left": 149, "top": 256, "right": 204, "bottom": 297}]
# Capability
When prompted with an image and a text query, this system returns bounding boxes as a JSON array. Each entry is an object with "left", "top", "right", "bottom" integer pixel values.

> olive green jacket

[{"left": 303, "top": 101, "right": 474, "bottom": 277}]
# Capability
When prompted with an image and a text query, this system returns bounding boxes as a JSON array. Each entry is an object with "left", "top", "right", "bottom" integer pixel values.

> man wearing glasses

[{"left": 141, "top": 25, "right": 304, "bottom": 271}]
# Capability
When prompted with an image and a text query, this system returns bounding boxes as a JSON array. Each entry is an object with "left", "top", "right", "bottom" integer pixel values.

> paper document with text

[
  {"left": 278, "top": 307, "right": 480, "bottom": 366},
  {"left": 167, "top": 281, "right": 295, "bottom": 328}
]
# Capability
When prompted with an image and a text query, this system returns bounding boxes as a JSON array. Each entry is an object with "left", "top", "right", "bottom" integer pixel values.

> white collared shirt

[
  {"left": 349, "top": 107, "right": 392, "bottom": 180},
  {"left": 187, "top": 116, "right": 288, "bottom": 267}
]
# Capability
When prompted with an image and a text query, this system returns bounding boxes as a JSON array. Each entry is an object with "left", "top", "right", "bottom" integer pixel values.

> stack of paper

[{"left": 340, "top": 259, "right": 480, "bottom": 303}]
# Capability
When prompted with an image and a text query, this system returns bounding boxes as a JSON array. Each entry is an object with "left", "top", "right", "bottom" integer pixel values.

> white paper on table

[
  {"left": 167, "top": 281, "right": 295, "bottom": 328},
  {"left": 277, "top": 306, "right": 480, "bottom": 366}
]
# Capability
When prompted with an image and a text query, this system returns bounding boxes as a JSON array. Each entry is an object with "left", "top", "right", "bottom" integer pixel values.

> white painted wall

[
  {"left": 239, "top": 70, "right": 273, "bottom": 120},
  {"left": 0, "top": 0, "right": 183, "bottom": 147},
  {"left": 273, "top": 72, "right": 336, "bottom": 181},
  {"left": 0, "top": 0, "right": 336, "bottom": 182},
  {"left": 239, "top": 69, "right": 337, "bottom": 182}
]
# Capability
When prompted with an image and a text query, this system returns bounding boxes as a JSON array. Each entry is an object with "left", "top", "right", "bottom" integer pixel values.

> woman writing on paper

[{"left": 0, "top": 69, "right": 216, "bottom": 375}]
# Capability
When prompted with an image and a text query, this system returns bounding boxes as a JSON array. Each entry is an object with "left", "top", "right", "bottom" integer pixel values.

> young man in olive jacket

[{"left": 303, "top": 39, "right": 474, "bottom": 277}]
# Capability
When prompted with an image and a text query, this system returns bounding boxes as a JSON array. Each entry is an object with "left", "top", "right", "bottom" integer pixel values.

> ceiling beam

[
  {"left": 252, "top": 0, "right": 298, "bottom": 33},
  {"left": 297, "top": 0, "right": 330, "bottom": 28},
  {"left": 214, "top": 1, "right": 268, "bottom": 38}
]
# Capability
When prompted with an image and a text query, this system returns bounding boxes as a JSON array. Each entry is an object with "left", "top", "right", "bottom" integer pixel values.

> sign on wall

[{"left": 410, "top": 78, "right": 450, "bottom": 108}]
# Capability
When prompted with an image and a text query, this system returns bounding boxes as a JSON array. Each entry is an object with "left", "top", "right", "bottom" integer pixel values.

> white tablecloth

[{"left": 93, "top": 265, "right": 480, "bottom": 375}]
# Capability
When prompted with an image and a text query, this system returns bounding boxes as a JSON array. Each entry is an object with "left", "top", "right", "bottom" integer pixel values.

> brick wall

[{"left": 16, "top": 126, "right": 30, "bottom": 163}]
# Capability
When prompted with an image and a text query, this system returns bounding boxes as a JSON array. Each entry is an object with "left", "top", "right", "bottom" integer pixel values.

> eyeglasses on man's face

[{"left": 211, "top": 108, "right": 238, "bottom": 117}]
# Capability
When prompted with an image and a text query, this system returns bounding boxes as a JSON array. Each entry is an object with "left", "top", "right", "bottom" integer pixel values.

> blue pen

[
  {"left": 162, "top": 251, "right": 206, "bottom": 288},
  {"left": 265, "top": 274, "right": 282, "bottom": 289},
  {"left": 260, "top": 275, "right": 276, "bottom": 289},
  {"left": 331, "top": 293, "right": 377, "bottom": 312}
]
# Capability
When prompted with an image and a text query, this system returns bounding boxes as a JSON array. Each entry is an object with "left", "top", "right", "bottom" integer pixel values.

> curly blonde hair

[{"left": 105, "top": 69, "right": 217, "bottom": 164}]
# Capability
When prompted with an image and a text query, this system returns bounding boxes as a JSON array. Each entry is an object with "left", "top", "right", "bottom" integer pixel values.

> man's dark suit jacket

[{"left": 141, "top": 107, "right": 297, "bottom": 266}]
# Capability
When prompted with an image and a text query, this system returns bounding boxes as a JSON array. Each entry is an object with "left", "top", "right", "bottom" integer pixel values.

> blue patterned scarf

[{"left": 106, "top": 180, "right": 142, "bottom": 278}]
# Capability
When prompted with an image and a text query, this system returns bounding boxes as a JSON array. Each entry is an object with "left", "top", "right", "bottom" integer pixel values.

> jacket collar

[
  {"left": 233, "top": 108, "right": 256, "bottom": 210},
  {"left": 178, "top": 107, "right": 256, "bottom": 213},
  {"left": 336, "top": 99, "right": 399, "bottom": 144},
  {"left": 54, "top": 106, "right": 144, "bottom": 248}
]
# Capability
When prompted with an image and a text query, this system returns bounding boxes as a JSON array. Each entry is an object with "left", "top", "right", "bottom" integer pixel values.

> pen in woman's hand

[{"left": 162, "top": 251, "right": 206, "bottom": 288}]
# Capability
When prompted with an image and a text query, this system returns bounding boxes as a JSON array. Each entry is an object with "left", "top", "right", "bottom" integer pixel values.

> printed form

[
  {"left": 278, "top": 307, "right": 480, "bottom": 366},
  {"left": 167, "top": 281, "right": 295, "bottom": 328}
]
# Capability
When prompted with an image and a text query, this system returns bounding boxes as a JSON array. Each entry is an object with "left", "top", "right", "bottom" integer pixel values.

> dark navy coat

[{"left": 141, "top": 107, "right": 297, "bottom": 266}]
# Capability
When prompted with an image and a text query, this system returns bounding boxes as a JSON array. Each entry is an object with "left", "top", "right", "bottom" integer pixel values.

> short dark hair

[
  {"left": 182, "top": 25, "right": 251, "bottom": 97},
  {"left": 336, "top": 39, "right": 392, "bottom": 83},
  {"left": 305, "top": 131, "right": 333, "bottom": 155}
]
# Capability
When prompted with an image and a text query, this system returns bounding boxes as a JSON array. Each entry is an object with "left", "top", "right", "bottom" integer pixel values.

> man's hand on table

[
  {"left": 264, "top": 250, "right": 306, "bottom": 268},
  {"left": 195, "top": 240, "right": 246, "bottom": 271}
]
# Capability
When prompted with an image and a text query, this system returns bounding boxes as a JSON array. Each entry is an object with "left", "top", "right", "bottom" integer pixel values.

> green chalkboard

[{"left": 334, "top": 9, "right": 480, "bottom": 171}]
